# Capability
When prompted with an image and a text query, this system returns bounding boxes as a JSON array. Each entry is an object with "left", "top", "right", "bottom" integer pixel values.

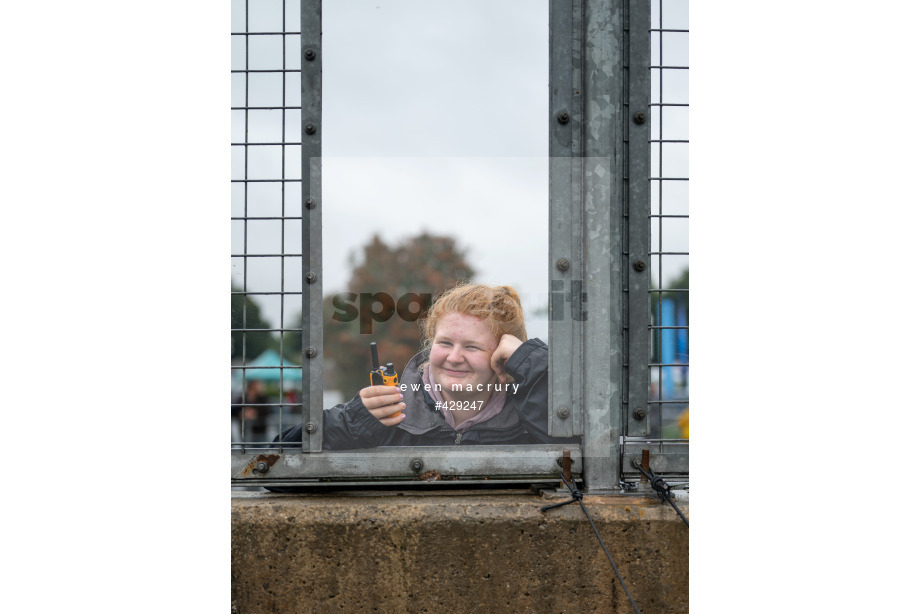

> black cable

[
  {"left": 636, "top": 466, "right": 689, "bottom": 528},
  {"left": 540, "top": 475, "right": 642, "bottom": 614}
]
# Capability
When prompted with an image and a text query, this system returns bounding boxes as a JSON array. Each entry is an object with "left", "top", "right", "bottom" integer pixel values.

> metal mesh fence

[
  {"left": 231, "top": 0, "right": 304, "bottom": 448},
  {"left": 649, "top": 0, "right": 689, "bottom": 442}
]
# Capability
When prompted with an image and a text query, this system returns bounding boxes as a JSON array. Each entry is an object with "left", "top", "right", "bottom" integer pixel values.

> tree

[
  {"left": 321, "top": 232, "right": 476, "bottom": 395},
  {"left": 231, "top": 285, "right": 280, "bottom": 362},
  {"left": 660, "top": 267, "right": 689, "bottom": 306}
]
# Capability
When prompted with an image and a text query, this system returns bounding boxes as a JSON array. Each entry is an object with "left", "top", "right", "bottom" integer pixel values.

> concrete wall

[{"left": 232, "top": 488, "right": 688, "bottom": 613}]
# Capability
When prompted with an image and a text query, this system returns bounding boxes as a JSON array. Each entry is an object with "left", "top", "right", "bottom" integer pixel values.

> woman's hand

[
  {"left": 359, "top": 385, "right": 407, "bottom": 426},
  {"left": 490, "top": 334, "right": 524, "bottom": 384}
]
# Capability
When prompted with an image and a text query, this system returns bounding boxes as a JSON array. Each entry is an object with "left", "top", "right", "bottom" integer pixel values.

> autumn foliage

[{"left": 323, "top": 232, "right": 476, "bottom": 396}]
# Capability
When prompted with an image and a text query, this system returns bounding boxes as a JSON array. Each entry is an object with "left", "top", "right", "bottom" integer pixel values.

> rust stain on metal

[
  {"left": 257, "top": 454, "right": 280, "bottom": 467},
  {"left": 641, "top": 449, "right": 650, "bottom": 482},
  {"left": 561, "top": 449, "right": 572, "bottom": 484},
  {"left": 240, "top": 454, "right": 281, "bottom": 477}
]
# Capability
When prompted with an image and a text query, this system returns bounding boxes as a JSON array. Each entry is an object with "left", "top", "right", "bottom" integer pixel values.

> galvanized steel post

[
  {"left": 301, "top": 0, "right": 323, "bottom": 453},
  {"left": 626, "top": 0, "right": 652, "bottom": 439},
  {"left": 580, "top": 0, "right": 623, "bottom": 492},
  {"left": 548, "top": 0, "right": 585, "bottom": 440},
  {"left": 549, "top": 0, "right": 651, "bottom": 491}
]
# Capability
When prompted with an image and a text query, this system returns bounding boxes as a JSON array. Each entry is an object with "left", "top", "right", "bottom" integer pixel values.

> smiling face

[{"left": 429, "top": 312, "right": 499, "bottom": 395}]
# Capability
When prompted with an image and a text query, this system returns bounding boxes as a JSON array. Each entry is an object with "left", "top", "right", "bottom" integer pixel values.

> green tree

[
  {"left": 231, "top": 285, "right": 280, "bottom": 362},
  {"left": 660, "top": 267, "right": 689, "bottom": 306}
]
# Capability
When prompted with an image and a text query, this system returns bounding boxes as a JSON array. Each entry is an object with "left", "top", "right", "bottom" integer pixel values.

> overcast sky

[{"left": 231, "top": 0, "right": 689, "bottom": 341}]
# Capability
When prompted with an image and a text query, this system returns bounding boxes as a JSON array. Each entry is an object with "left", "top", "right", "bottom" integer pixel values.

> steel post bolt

[
  {"left": 633, "top": 112, "right": 646, "bottom": 125},
  {"left": 410, "top": 459, "right": 424, "bottom": 473},
  {"left": 633, "top": 408, "right": 646, "bottom": 420},
  {"left": 254, "top": 461, "right": 269, "bottom": 474},
  {"left": 556, "top": 110, "right": 570, "bottom": 124},
  {"left": 305, "top": 123, "right": 316, "bottom": 135},
  {"left": 305, "top": 347, "right": 317, "bottom": 359},
  {"left": 556, "top": 258, "right": 570, "bottom": 272},
  {"left": 304, "top": 48, "right": 316, "bottom": 61},
  {"left": 304, "top": 197, "right": 317, "bottom": 209},
  {"left": 305, "top": 272, "right": 317, "bottom": 284},
  {"left": 556, "top": 407, "right": 571, "bottom": 420},
  {"left": 632, "top": 259, "right": 647, "bottom": 272},
  {"left": 305, "top": 422, "right": 317, "bottom": 434}
]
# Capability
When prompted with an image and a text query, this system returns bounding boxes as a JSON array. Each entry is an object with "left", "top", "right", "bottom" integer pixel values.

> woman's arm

[
  {"left": 275, "top": 388, "right": 412, "bottom": 450},
  {"left": 501, "top": 338, "right": 581, "bottom": 444}
]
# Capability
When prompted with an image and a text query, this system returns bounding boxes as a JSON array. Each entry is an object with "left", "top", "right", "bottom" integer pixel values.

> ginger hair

[{"left": 420, "top": 282, "right": 528, "bottom": 353}]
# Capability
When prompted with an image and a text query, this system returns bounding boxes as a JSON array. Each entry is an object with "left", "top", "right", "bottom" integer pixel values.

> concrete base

[{"left": 232, "top": 488, "right": 688, "bottom": 613}]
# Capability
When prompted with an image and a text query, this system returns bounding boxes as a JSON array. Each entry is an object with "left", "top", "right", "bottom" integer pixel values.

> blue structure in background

[
  {"left": 233, "top": 349, "right": 302, "bottom": 383},
  {"left": 660, "top": 299, "right": 676, "bottom": 400},
  {"left": 676, "top": 302, "right": 688, "bottom": 386},
  {"left": 659, "top": 298, "right": 688, "bottom": 400}
]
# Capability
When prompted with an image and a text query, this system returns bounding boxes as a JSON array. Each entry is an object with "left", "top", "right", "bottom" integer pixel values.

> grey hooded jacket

[{"left": 275, "top": 338, "right": 579, "bottom": 449}]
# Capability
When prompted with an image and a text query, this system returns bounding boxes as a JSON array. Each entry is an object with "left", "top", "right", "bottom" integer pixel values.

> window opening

[{"left": 319, "top": 0, "right": 550, "bottom": 412}]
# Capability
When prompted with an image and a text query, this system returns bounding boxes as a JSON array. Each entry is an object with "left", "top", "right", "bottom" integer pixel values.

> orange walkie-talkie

[
  {"left": 369, "top": 342, "right": 399, "bottom": 387},
  {"left": 370, "top": 342, "right": 402, "bottom": 418}
]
